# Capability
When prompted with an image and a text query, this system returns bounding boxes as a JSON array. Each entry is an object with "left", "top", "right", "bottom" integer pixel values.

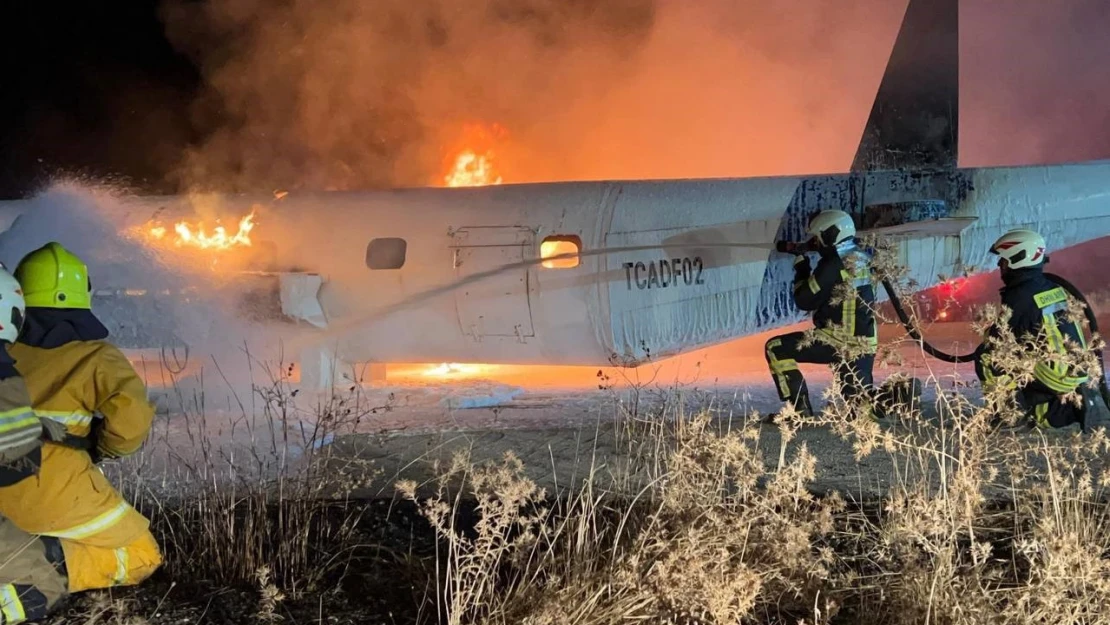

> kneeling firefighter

[
  {"left": 0, "top": 265, "right": 72, "bottom": 623},
  {"left": 765, "top": 209, "right": 878, "bottom": 418},
  {"left": 974, "top": 228, "right": 1103, "bottom": 429},
  {"left": 0, "top": 242, "right": 161, "bottom": 594}
]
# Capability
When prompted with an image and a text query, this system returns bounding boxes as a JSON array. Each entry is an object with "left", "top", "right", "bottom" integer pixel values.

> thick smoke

[
  {"left": 961, "top": 0, "right": 1110, "bottom": 167},
  {"left": 160, "top": 0, "right": 907, "bottom": 190},
  {"left": 160, "top": 0, "right": 1110, "bottom": 190},
  {"left": 0, "top": 183, "right": 304, "bottom": 393},
  {"left": 0, "top": 183, "right": 171, "bottom": 292}
]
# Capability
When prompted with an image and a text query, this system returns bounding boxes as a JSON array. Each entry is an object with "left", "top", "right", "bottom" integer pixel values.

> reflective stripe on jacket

[
  {"left": 0, "top": 374, "right": 43, "bottom": 487},
  {"left": 792, "top": 240, "right": 877, "bottom": 351},
  {"left": 9, "top": 341, "right": 153, "bottom": 457},
  {"left": 980, "top": 267, "right": 1090, "bottom": 394}
]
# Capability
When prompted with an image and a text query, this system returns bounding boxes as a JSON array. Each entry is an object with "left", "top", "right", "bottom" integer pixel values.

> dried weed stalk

[
  {"left": 399, "top": 242, "right": 1110, "bottom": 625},
  {"left": 113, "top": 347, "right": 387, "bottom": 599}
]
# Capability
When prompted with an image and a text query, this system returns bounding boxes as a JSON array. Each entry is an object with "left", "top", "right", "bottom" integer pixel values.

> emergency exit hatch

[{"left": 451, "top": 226, "right": 536, "bottom": 340}]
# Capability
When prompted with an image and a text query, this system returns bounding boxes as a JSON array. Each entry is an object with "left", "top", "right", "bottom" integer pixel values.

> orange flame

[
  {"left": 425, "top": 363, "right": 483, "bottom": 377},
  {"left": 441, "top": 123, "right": 507, "bottom": 188},
  {"left": 137, "top": 210, "right": 257, "bottom": 251},
  {"left": 171, "top": 210, "right": 256, "bottom": 250},
  {"left": 444, "top": 151, "right": 503, "bottom": 187}
]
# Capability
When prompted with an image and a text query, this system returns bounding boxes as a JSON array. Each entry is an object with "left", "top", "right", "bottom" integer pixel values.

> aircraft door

[{"left": 451, "top": 227, "right": 536, "bottom": 341}]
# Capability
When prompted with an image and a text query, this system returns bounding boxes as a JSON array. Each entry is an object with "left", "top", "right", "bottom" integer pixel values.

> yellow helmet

[{"left": 14, "top": 242, "right": 92, "bottom": 310}]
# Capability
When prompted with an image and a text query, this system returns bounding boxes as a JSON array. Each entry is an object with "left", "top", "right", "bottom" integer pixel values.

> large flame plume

[
  {"left": 129, "top": 206, "right": 259, "bottom": 260},
  {"left": 441, "top": 123, "right": 507, "bottom": 188},
  {"left": 139, "top": 209, "right": 257, "bottom": 252}
]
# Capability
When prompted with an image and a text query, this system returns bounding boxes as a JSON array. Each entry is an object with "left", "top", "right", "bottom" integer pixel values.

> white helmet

[
  {"left": 806, "top": 210, "right": 856, "bottom": 247},
  {"left": 990, "top": 228, "right": 1046, "bottom": 270},
  {"left": 0, "top": 266, "right": 24, "bottom": 344}
]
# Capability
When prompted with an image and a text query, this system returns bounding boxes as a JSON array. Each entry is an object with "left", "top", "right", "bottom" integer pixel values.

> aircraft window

[
  {"left": 540, "top": 235, "right": 581, "bottom": 269},
  {"left": 366, "top": 238, "right": 407, "bottom": 270}
]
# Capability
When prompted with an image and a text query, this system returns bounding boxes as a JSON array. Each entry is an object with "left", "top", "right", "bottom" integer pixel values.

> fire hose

[
  {"left": 878, "top": 276, "right": 977, "bottom": 364},
  {"left": 778, "top": 240, "right": 1110, "bottom": 415},
  {"left": 880, "top": 271, "right": 1110, "bottom": 407}
]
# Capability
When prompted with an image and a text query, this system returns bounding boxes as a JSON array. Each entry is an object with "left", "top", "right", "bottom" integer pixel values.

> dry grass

[
  {"left": 45, "top": 346, "right": 397, "bottom": 625},
  {"left": 392, "top": 240, "right": 1110, "bottom": 625},
  {"left": 134, "top": 356, "right": 388, "bottom": 595},
  {"left": 45, "top": 245, "right": 1110, "bottom": 624}
]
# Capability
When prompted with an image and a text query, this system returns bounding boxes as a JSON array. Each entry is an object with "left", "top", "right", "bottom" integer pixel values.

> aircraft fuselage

[{"left": 2, "top": 160, "right": 1109, "bottom": 378}]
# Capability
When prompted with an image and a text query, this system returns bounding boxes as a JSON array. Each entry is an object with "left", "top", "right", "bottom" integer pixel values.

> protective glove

[
  {"left": 39, "top": 418, "right": 68, "bottom": 443},
  {"left": 86, "top": 418, "right": 125, "bottom": 464},
  {"left": 792, "top": 254, "right": 811, "bottom": 282},
  {"left": 777, "top": 239, "right": 820, "bottom": 255},
  {"left": 86, "top": 420, "right": 105, "bottom": 464}
]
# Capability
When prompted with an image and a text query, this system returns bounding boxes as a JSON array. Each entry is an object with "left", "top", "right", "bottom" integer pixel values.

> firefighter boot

[
  {"left": 1079, "top": 386, "right": 1110, "bottom": 434},
  {"left": 873, "top": 377, "right": 923, "bottom": 420},
  {"left": 764, "top": 393, "right": 815, "bottom": 423}
]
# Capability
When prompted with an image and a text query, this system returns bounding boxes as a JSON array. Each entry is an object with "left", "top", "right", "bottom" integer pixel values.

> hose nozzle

[{"left": 776, "top": 239, "right": 819, "bottom": 254}]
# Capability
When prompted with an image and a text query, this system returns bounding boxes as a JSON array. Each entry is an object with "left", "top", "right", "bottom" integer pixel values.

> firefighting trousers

[
  {"left": 0, "top": 518, "right": 68, "bottom": 623},
  {"left": 974, "top": 356, "right": 1081, "bottom": 429},
  {"left": 765, "top": 331, "right": 875, "bottom": 414},
  {"left": 0, "top": 445, "right": 162, "bottom": 593}
]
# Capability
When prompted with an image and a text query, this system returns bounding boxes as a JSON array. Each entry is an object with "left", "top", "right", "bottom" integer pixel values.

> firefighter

[
  {"left": 0, "top": 242, "right": 161, "bottom": 594},
  {"left": 0, "top": 265, "right": 71, "bottom": 623},
  {"left": 765, "top": 210, "right": 878, "bottom": 418},
  {"left": 974, "top": 228, "right": 1093, "bottom": 429}
]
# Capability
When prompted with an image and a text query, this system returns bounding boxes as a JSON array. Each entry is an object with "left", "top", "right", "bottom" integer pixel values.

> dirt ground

[
  {"left": 124, "top": 319, "right": 1001, "bottom": 497},
  {"left": 46, "top": 498, "right": 442, "bottom": 625},
  {"left": 49, "top": 318, "right": 1107, "bottom": 624},
  {"left": 115, "top": 315, "right": 1110, "bottom": 507}
]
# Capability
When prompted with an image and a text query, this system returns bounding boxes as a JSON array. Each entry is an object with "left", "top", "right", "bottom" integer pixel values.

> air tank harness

[{"left": 879, "top": 270, "right": 1110, "bottom": 412}]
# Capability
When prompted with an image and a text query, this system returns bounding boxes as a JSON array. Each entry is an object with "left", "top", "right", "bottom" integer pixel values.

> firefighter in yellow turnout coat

[{"left": 0, "top": 242, "right": 161, "bottom": 593}]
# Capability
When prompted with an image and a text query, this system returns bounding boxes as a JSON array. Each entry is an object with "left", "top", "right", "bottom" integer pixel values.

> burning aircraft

[{"left": 2, "top": 0, "right": 1110, "bottom": 390}]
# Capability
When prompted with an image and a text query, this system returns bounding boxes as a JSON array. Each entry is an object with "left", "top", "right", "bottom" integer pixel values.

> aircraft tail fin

[{"left": 850, "top": 0, "right": 959, "bottom": 172}]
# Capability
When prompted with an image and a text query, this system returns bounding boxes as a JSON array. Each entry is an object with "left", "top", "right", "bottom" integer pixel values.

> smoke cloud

[
  {"left": 961, "top": 0, "right": 1110, "bottom": 168},
  {"left": 160, "top": 0, "right": 909, "bottom": 191},
  {"left": 159, "top": 0, "right": 1110, "bottom": 191},
  {"left": 0, "top": 183, "right": 309, "bottom": 387}
]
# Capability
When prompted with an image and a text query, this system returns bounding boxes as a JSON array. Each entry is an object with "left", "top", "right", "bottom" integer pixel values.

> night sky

[{"left": 0, "top": 2, "right": 203, "bottom": 198}]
